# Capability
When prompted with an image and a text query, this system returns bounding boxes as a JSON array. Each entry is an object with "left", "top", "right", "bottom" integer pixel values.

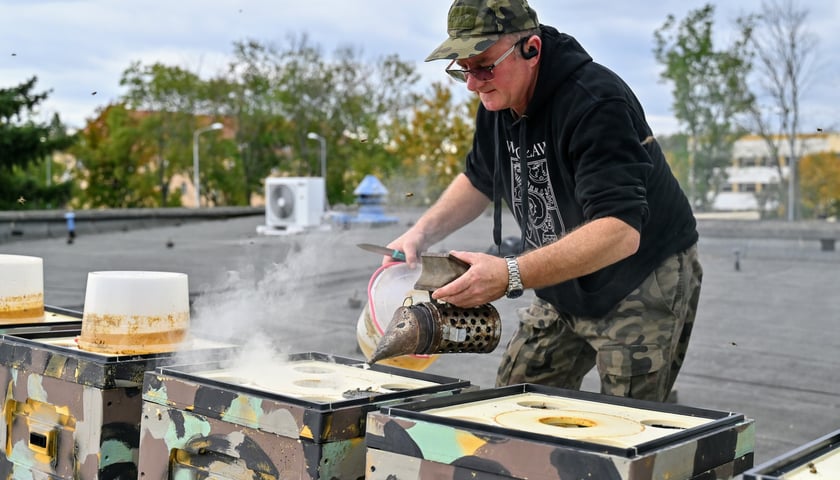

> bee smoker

[{"left": 368, "top": 253, "right": 502, "bottom": 365}]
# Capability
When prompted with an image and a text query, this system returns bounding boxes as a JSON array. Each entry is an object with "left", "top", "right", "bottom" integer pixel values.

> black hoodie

[{"left": 464, "top": 26, "right": 698, "bottom": 318}]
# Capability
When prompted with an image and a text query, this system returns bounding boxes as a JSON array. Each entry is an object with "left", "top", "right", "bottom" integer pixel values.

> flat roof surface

[{"left": 2, "top": 208, "right": 838, "bottom": 471}]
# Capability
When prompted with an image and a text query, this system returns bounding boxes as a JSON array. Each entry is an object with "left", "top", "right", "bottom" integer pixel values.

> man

[{"left": 384, "top": 0, "right": 701, "bottom": 402}]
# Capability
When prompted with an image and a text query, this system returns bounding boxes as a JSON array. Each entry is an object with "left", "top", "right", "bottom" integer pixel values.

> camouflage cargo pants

[{"left": 496, "top": 244, "right": 702, "bottom": 402}]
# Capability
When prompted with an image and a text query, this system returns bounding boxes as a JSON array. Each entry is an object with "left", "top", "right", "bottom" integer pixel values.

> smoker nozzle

[{"left": 368, "top": 301, "right": 501, "bottom": 365}]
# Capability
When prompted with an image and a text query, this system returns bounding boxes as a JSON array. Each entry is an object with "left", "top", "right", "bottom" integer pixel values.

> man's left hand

[{"left": 431, "top": 251, "right": 509, "bottom": 307}]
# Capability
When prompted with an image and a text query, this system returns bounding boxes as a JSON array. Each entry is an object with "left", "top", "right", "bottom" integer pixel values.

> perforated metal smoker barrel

[{"left": 369, "top": 301, "right": 501, "bottom": 364}]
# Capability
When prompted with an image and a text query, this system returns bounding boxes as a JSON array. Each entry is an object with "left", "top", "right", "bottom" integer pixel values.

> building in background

[{"left": 713, "top": 132, "right": 840, "bottom": 213}]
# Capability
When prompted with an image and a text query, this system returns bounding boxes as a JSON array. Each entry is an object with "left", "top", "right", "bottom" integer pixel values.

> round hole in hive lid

[
  {"left": 516, "top": 400, "right": 564, "bottom": 410},
  {"left": 292, "top": 365, "right": 335, "bottom": 374},
  {"left": 293, "top": 378, "right": 336, "bottom": 389},
  {"left": 495, "top": 410, "right": 643, "bottom": 439},
  {"left": 640, "top": 419, "right": 691, "bottom": 430},
  {"left": 378, "top": 383, "right": 415, "bottom": 392},
  {"left": 539, "top": 416, "right": 597, "bottom": 428}
]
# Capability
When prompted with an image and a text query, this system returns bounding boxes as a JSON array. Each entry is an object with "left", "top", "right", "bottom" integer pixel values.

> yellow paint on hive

[
  {"left": 454, "top": 430, "right": 486, "bottom": 454},
  {"left": 44, "top": 355, "right": 67, "bottom": 378}
]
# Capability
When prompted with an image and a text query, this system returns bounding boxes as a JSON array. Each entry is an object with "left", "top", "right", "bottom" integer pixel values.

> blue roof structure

[{"left": 353, "top": 174, "right": 389, "bottom": 196}]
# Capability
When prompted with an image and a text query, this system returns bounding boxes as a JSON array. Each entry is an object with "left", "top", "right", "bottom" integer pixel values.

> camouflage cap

[{"left": 425, "top": 0, "right": 539, "bottom": 62}]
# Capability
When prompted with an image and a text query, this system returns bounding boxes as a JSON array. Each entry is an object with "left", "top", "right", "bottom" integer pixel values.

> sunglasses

[{"left": 445, "top": 39, "right": 523, "bottom": 83}]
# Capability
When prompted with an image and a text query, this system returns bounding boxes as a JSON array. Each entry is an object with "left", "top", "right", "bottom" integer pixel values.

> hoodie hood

[
  {"left": 525, "top": 25, "right": 593, "bottom": 118},
  {"left": 491, "top": 26, "right": 594, "bottom": 253}
]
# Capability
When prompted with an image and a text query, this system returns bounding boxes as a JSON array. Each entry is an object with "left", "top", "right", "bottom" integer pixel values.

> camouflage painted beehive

[
  {"left": 365, "top": 383, "right": 755, "bottom": 480},
  {"left": 137, "top": 352, "right": 471, "bottom": 479},
  {"left": 0, "top": 323, "right": 237, "bottom": 478},
  {"left": 743, "top": 429, "right": 840, "bottom": 479}
]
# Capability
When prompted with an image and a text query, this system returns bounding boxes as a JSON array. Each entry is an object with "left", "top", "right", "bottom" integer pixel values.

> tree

[
  {"left": 74, "top": 36, "right": 424, "bottom": 208},
  {"left": 317, "top": 48, "right": 421, "bottom": 204},
  {"left": 654, "top": 4, "right": 755, "bottom": 211},
  {"left": 212, "top": 36, "right": 422, "bottom": 205},
  {"left": 799, "top": 151, "right": 840, "bottom": 219},
  {"left": 213, "top": 38, "right": 314, "bottom": 205},
  {"left": 120, "top": 62, "right": 210, "bottom": 206},
  {"left": 0, "top": 77, "right": 75, "bottom": 209},
  {"left": 385, "top": 82, "right": 479, "bottom": 204},
  {"left": 741, "top": 0, "right": 818, "bottom": 220},
  {"left": 70, "top": 104, "right": 152, "bottom": 208},
  {"left": 657, "top": 133, "right": 691, "bottom": 187}
]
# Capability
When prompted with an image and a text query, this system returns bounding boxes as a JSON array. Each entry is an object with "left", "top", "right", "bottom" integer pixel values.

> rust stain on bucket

[
  {"left": 77, "top": 271, "right": 192, "bottom": 355},
  {"left": 0, "top": 293, "right": 45, "bottom": 322},
  {"left": 78, "top": 312, "right": 190, "bottom": 355}
]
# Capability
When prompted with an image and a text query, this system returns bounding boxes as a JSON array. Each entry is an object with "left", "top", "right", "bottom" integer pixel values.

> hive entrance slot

[
  {"left": 30, "top": 432, "right": 48, "bottom": 449},
  {"left": 539, "top": 416, "right": 597, "bottom": 429}
]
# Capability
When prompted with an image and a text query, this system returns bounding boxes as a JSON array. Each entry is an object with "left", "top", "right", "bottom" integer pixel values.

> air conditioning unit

[{"left": 264, "top": 177, "right": 325, "bottom": 229}]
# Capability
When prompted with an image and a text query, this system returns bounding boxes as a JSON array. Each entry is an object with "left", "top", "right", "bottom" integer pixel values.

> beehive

[
  {"left": 0, "top": 326, "right": 236, "bottom": 478},
  {"left": 743, "top": 429, "right": 840, "bottom": 479},
  {"left": 137, "top": 352, "right": 471, "bottom": 479},
  {"left": 365, "top": 383, "right": 755, "bottom": 480}
]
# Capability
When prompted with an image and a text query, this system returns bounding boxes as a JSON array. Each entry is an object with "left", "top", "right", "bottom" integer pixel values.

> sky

[{"left": 1, "top": 0, "right": 838, "bottom": 136}]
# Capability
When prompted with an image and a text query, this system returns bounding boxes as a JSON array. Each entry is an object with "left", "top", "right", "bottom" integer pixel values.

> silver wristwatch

[{"left": 504, "top": 255, "right": 524, "bottom": 299}]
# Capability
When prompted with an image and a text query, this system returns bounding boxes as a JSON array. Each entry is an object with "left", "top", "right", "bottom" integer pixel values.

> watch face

[{"left": 506, "top": 288, "right": 523, "bottom": 299}]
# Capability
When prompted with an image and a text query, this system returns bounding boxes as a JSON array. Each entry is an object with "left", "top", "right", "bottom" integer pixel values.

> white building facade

[{"left": 712, "top": 132, "right": 840, "bottom": 212}]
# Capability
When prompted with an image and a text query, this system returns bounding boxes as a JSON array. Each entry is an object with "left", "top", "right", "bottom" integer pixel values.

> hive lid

[
  {"left": 0, "top": 305, "right": 81, "bottom": 336},
  {"left": 743, "top": 428, "right": 840, "bottom": 479},
  {"left": 367, "top": 383, "right": 755, "bottom": 480},
  {"left": 142, "top": 351, "right": 471, "bottom": 443},
  {"left": 0, "top": 328, "right": 239, "bottom": 389},
  {"left": 374, "top": 383, "right": 743, "bottom": 456}
]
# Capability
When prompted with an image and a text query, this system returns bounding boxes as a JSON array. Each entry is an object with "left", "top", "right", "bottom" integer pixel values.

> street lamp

[
  {"left": 193, "top": 122, "right": 223, "bottom": 207},
  {"left": 306, "top": 132, "right": 326, "bottom": 179},
  {"left": 787, "top": 157, "right": 798, "bottom": 222},
  {"left": 40, "top": 136, "right": 52, "bottom": 187}
]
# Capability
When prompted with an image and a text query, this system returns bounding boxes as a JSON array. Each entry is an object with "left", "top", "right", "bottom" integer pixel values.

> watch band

[{"left": 504, "top": 255, "right": 524, "bottom": 298}]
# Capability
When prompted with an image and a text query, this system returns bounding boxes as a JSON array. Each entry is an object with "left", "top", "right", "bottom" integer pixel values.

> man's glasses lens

[
  {"left": 446, "top": 65, "right": 493, "bottom": 82},
  {"left": 444, "top": 40, "right": 521, "bottom": 83}
]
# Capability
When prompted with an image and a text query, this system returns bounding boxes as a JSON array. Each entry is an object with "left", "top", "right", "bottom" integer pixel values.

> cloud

[{"left": 1, "top": 0, "right": 837, "bottom": 134}]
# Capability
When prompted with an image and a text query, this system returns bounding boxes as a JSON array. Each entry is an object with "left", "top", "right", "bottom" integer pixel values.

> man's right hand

[{"left": 383, "top": 231, "right": 426, "bottom": 269}]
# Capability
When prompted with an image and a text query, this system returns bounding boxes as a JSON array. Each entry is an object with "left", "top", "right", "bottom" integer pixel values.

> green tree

[
  {"left": 70, "top": 104, "right": 152, "bottom": 207},
  {"left": 210, "top": 39, "right": 300, "bottom": 205},
  {"left": 654, "top": 4, "right": 755, "bottom": 211},
  {"left": 658, "top": 133, "right": 690, "bottom": 187},
  {"left": 74, "top": 36, "right": 423, "bottom": 208},
  {"left": 120, "top": 62, "right": 212, "bottom": 206},
  {"left": 385, "top": 82, "right": 479, "bottom": 204},
  {"left": 212, "top": 36, "right": 422, "bottom": 205},
  {"left": 317, "top": 48, "right": 422, "bottom": 204},
  {"left": 0, "top": 77, "right": 75, "bottom": 209},
  {"left": 799, "top": 151, "right": 840, "bottom": 219}
]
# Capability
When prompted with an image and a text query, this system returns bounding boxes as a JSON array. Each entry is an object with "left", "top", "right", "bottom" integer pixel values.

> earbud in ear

[{"left": 521, "top": 44, "right": 538, "bottom": 60}]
